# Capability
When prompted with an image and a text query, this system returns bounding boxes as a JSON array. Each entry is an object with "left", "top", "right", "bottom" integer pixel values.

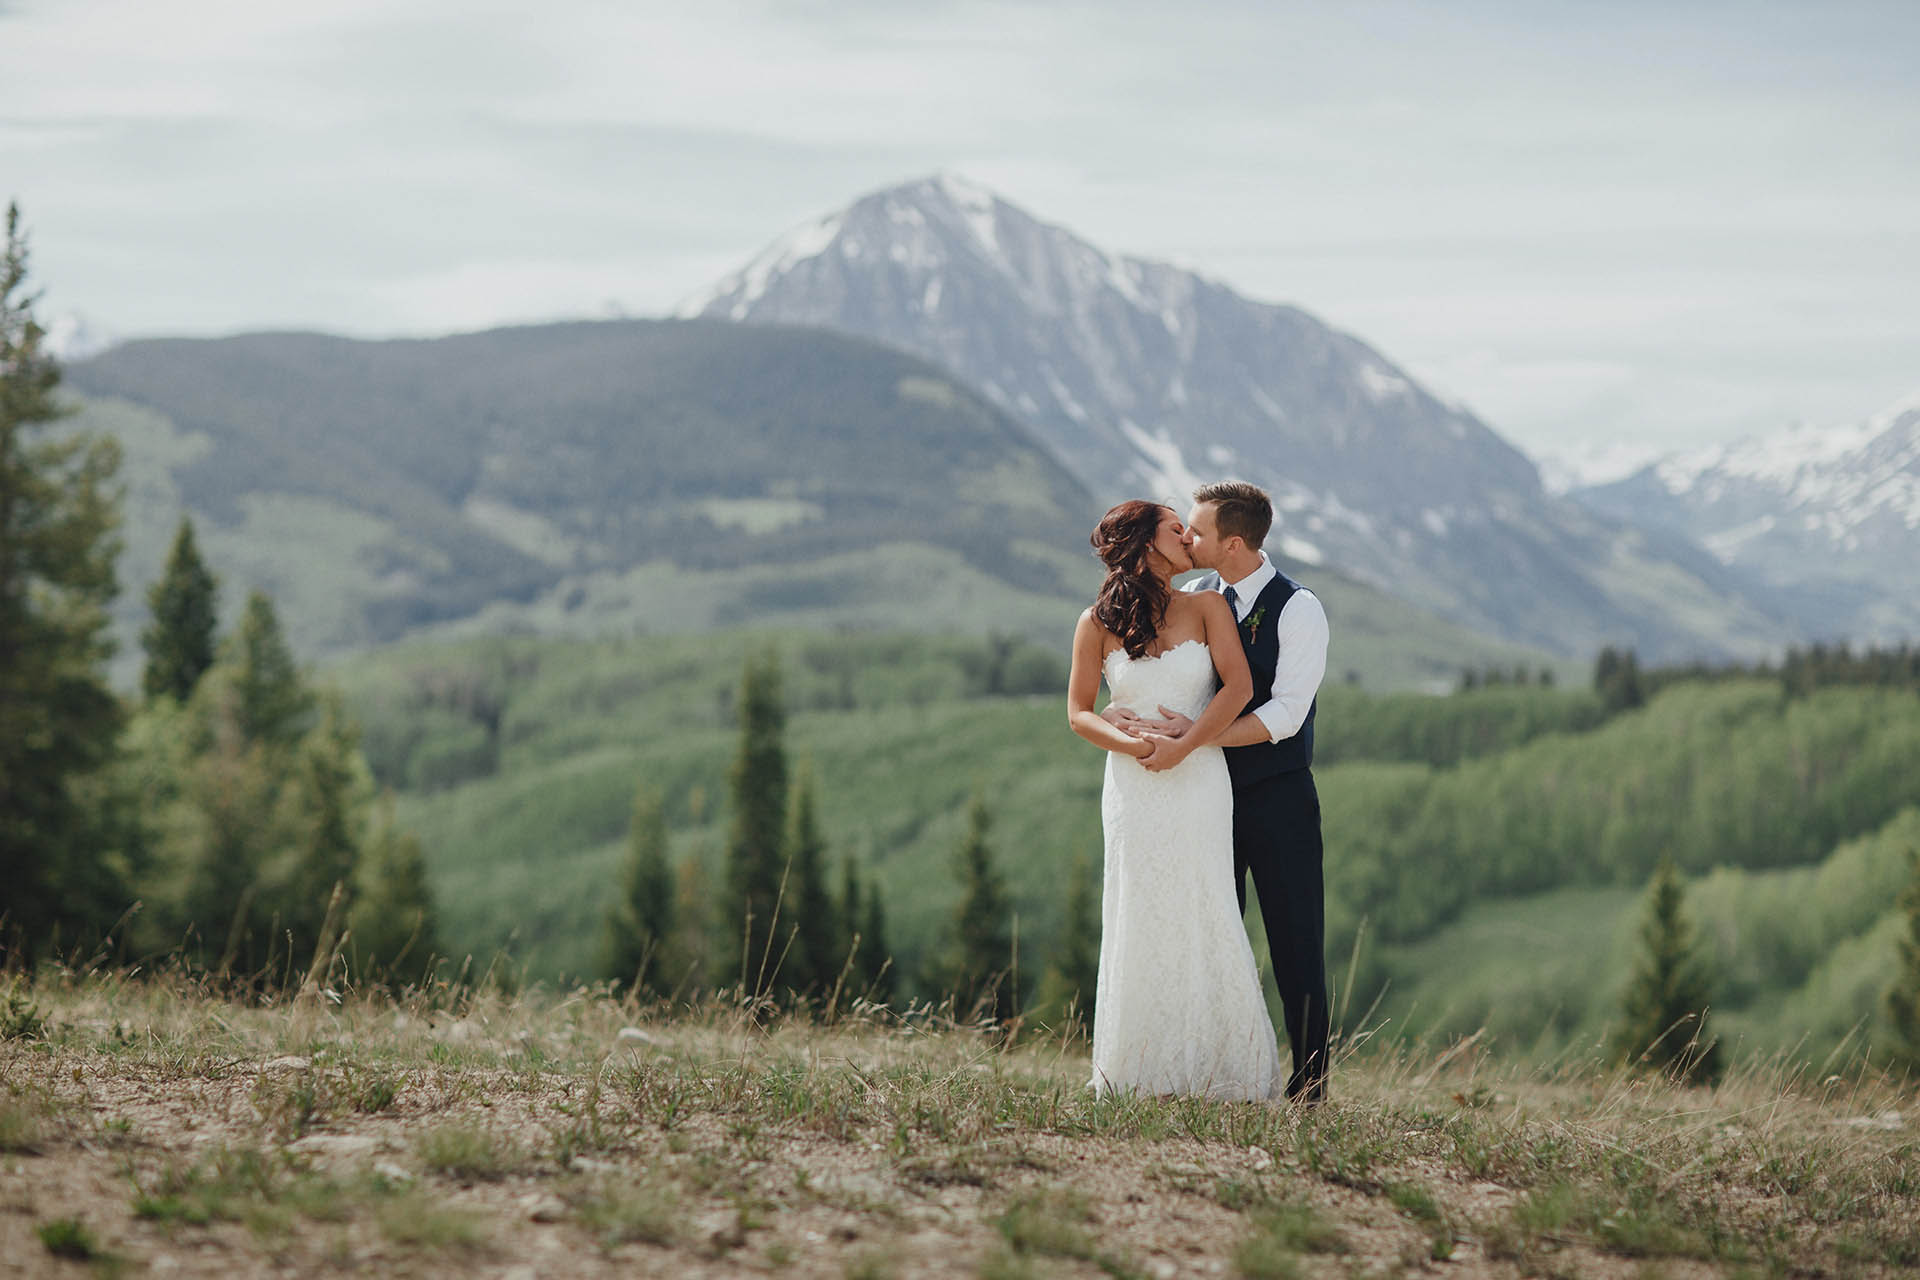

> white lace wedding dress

[{"left": 1091, "top": 639, "right": 1282, "bottom": 1102}]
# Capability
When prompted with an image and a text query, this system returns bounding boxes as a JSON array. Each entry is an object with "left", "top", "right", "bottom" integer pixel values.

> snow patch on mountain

[
  {"left": 1537, "top": 439, "right": 1671, "bottom": 494},
  {"left": 1654, "top": 417, "right": 1882, "bottom": 497},
  {"left": 938, "top": 171, "right": 1001, "bottom": 257},
  {"left": 1278, "top": 535, "right": 1324, "bottom": 566},
  {"left": 1044, "top": 366, "right": 1089, "bottom": 424},
  {"left": 1119, "top": 418, "right": 1205, "bottom": 502},
  {"left": 675, "top": 212, "right": 845, "bottom": 319},
  {"left": 1358, "top": 363, "right": 1410, "bottom": 403}
]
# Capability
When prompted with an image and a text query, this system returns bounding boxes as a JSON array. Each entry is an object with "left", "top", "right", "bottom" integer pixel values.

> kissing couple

[{"left": 1067, "top": 482, "right": 1331, "bottom": 1104}]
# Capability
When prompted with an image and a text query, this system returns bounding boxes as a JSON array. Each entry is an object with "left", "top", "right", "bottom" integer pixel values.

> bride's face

[{"left": 1149, "top": 507, "right": 1193, "bottom": 574}]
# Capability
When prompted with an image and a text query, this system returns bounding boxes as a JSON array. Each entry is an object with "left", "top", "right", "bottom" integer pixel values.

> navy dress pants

[{"left": 1230, "top": 767, "right": 1330, "bottom": 1101}]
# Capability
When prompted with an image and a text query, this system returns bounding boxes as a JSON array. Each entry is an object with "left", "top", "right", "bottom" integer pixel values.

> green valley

[{"left": 332, "top": 627, "right": 1920, "bottom": 1069}]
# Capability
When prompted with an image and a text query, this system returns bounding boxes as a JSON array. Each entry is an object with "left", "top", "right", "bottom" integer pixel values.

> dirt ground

[{"left": 2, "top": 984, "right": 1915, "bottom": 1278}]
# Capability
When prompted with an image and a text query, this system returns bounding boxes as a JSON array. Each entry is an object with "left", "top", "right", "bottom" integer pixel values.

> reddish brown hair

[{"left": 1091, "top": 501, "right": 1172, "bottom": 660}]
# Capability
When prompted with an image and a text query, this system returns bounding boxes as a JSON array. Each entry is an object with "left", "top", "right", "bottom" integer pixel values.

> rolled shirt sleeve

[{"left": 1251, "top": 589, "right": 1328, "bottom": 743}]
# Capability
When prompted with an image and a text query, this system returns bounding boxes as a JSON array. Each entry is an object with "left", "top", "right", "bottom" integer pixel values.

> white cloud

[{"left": 2, "top": 0, "right": 1916, "bottom": 454}]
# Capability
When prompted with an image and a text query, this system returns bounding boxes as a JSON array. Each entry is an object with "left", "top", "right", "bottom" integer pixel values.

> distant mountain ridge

[
  {"left": 681, "top": 174, "right": 1789, "bottom": 661},
  {"left": 63, "top": 320, "right": 1102, "bottom": 654},
  {"left": 1572, "top": 393, "right": 1920, "bottom": 642},
  {"left": 62, "top": 318, "right": 1554, "bottom": 693}
]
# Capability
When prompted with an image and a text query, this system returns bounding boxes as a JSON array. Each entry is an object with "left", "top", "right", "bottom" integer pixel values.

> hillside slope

[
  {"left": 64, "top": 320, "right": 1560, "bottom": 691},
  {"left": 64, "top": 321, "right": 1101, "bottom": 652}
]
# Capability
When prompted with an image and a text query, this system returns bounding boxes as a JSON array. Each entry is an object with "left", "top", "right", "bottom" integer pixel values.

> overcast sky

[{"left": 4, "top": 0, "right": 1916, "bottom": 467}]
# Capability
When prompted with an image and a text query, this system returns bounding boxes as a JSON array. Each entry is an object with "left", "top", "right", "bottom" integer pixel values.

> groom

[{"left": 1111, "top": 481, "right": 1331, "bottom": 1103}]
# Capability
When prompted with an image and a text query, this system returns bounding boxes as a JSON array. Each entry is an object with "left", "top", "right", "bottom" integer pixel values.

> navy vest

[{"left": 1208, "top": 570, "right": 1316, "bottom": 790}]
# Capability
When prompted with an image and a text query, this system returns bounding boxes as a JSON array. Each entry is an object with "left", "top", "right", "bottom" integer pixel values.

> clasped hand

[{"left": 1101, "top": 705, "right": 1197, "bottom": 773}]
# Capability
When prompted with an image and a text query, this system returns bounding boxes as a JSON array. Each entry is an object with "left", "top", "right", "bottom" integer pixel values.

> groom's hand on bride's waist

[
  {"left": 1098, "top": 705, "right": 1194, "bottom": 739},
  {"left": 1148, "top": 706, "right": 1193, "bottom": 739}
]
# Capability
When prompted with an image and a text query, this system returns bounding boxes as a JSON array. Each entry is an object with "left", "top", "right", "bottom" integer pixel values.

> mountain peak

[
  {"left": 676, "top": 177, "right": 1794, "bottom": 659},
  {"left": 1866, "top": 387, "right": 1920, "bottom": 436},
  {"left": 1572, "top": 388, "right": 1920, "bottom": 641}
]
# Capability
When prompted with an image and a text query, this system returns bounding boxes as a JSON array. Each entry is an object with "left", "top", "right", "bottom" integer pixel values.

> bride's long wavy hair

[{"left": 1091, "top": 500, "right": 1173, "bottom": 660}]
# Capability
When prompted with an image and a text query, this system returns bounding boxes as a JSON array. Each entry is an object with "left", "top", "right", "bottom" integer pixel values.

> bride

[{"left": 1067, "top": 500, "right": 1283, "bottom": 1101}]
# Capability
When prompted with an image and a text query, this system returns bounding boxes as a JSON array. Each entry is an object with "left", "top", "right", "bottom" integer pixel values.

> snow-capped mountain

[
  {"left": 1573, "top": 394, "right": 1920, "bottom": 642},
  {"left": 682, "top": 174, "right": 1787, "bottom": 660}
]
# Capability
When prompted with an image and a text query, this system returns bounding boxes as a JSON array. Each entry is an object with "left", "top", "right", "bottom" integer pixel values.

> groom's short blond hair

[{"left": 1193, "top": 482, "right": 1272, "bottom": 551}]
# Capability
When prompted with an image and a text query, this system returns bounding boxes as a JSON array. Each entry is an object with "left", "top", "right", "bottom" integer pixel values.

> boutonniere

[{"left": 1241, "top": 605, "right": 1268, "bottom": 643}]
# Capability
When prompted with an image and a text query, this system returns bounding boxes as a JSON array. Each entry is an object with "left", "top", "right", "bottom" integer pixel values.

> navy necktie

[{"left": 1222, "top": 584, "right": 1240, "bottom": 620}]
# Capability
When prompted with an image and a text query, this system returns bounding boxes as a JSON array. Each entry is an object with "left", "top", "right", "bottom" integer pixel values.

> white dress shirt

[{"left": 1186, "top": 552, "right": 1329, "bottom": 744}]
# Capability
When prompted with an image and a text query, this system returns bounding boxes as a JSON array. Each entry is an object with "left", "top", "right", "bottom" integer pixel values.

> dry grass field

[{"left": 2, "top": 970, "right": 1916, "bottom": 1278}]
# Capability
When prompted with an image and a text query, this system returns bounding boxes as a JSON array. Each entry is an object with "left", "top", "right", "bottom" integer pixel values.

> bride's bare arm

[{"left": 1068, "top": 611, "right": 1152, "bottom": 757}]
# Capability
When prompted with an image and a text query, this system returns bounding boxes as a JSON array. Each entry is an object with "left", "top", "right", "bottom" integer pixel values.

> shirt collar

[{"left": 1221, "top": 553, "right": 1275, "bottom": 613}]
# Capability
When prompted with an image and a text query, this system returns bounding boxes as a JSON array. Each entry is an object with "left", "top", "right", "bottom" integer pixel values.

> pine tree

[
  {"left": 1037, "top": 851, "right": 1100, "bottom": 1030},
  {"left": 669, "top": 853, "right": 712, "bottom": 996},
  {"left": 347, "top": 797, "right": 443, "bottom": 986},
  {"left": 141, "top": 517, "right": 219, "bottom": 703},
  {"left": 600, "top": 782, "right": 676, "bottom": 994},
  {"left": 938, "top": 795, "right": 1016, "bottom": 1023},
  {"left": 0, "top": 203, "right": 127, "bottom": 957},
  {"left": 725, "top": 651, "right": 788, "bottom": 994},
  {"left": 230, "top": 590, "right": 313, "bottom": 749},
  {"left": 838, "top": 855, "right": 864, "bottom": 991},
  {"left": 1594, "top": 645, "right": 1645, "bottom": 714},
  {"left": 1613, "top": 857, "right": 1721, "bottom": 1083},
  {"left": 278, "top": 696, "right": 365, "bottom": 965},
  {"left": 785, "top": 759, "right": 838, "bottom": 997},
  {"left": 178, "top": 733, "right": 282, "bottom": 975},
  {"left": 1884, "top": 850, "right": 1920, "bottom": 1068},
  {"left": 858, "top": 883, "right": 893, "bottom": 1005}
]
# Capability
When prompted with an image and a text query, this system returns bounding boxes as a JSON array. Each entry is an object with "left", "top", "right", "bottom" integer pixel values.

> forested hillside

[
  {"left": 334, "top": 629, "right": 1920, "bottom": 1066},
  {"left": 62, "top": 321, "right": 1100, "bottom": 652}
]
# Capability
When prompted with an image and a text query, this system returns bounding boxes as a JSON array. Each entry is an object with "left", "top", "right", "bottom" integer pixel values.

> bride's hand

[{"left": 1138, "top": 734, "right": 1191, "bottom": 772}]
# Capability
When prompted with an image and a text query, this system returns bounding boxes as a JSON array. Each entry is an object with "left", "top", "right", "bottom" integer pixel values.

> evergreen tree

[
  {"left": 785, "top": 759, "right": 838, "bottom": 996},
  {"left": 1036, "top": 851, "right": 1100, "bottom": 1029},
  {"left": 230, "top": 590, "right": 313, "bottom": 749},
  {"left": 1613, "top": 857, "right": 1721, "bottom": 1083},
  {"left": 177, "top": 732, "right": 282, "bottom": 975},
  {"left": 347, "top": 796, "right": 442, "bottom": 986},
  {"left": 725, "top": 651, "right": 788, "bottom": 994},
  {"left": 600, "top": 782, "right": 676, "bottom": 994},
  {"left": 141, "top": 517, "right": 218, "bottom": 703},
  {"left": 1884, "top": 850, "right": 1920, "bottom": 1068},
  {"left": 0, "top": 203, "right": 127, "bottom": 956},
  {"left": 669, "top": 853, "right": 712, "bottom": 996},
  {"left": 858, "top": 888, "right": 893, "bottom": 1004},
  {"left": 937, "top": 795, "right": 1016, "bottom": 1023},
  {"left": 1594, "top": 645, "right": 1645, "bottom": 714},
  {"left": 838, "top": 854, "right": 864, "bottom": 991},
  {"left": 279, "top": 696, "right": 364, "bottom": 963}
]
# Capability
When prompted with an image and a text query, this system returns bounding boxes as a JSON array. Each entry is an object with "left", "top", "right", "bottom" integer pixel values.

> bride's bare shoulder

[
  {"left": 1169, "top": 590, "right": 1229, "bottom": 624},
  {"left": 1075, "top": 608, "right": 1115, "bottom": 645}
]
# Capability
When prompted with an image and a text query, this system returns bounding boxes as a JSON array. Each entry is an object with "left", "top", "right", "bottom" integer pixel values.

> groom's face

[{"left": 1185, "top": 502, "right": 1228, "bottom": 571}]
